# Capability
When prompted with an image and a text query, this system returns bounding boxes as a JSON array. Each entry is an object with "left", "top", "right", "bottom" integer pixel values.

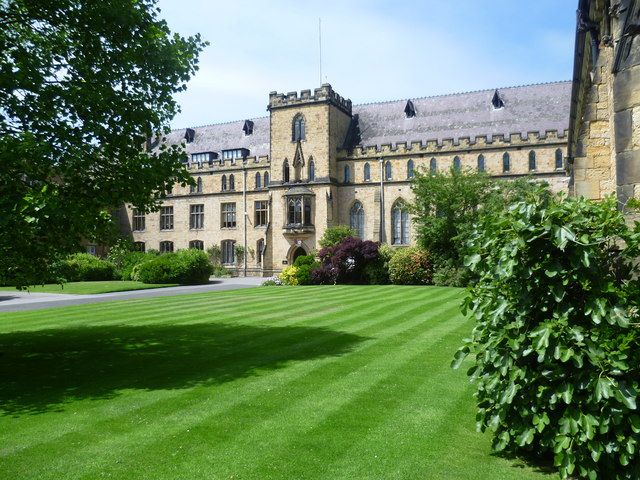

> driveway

[{"left": 0, "top": 277, "right": 265, "bottom": 313}]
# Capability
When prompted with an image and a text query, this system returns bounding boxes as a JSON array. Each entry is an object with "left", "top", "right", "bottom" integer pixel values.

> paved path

[{"left": 0, "top": 277, "right": 265, "bottom": 313}]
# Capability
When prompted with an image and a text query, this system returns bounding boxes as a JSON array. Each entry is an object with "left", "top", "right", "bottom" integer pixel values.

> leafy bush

[
  {"left": 290, "top": 255, "right": 319, "bottom": 285},
  {"left": 454, "top": 193, "right": 640, "bottom": 480},
  {"left": 136, "top": 249, "right": 213, "bottom": 284},
  {"left": 363, "top": 243, "right": 393, "bottom": 285},
  {"left": 279, "top": 265, "right": 300, "bottom": 286},
  {"left": 387, "top": 246, "right": 433, "bottom": 285},
  {"left": 432, "top": 258, "right": 473, "bottom": 287},
  {"left": 318, "top": 225, "right": 356, "bottom": 249},
  {"left": 261, "top": 275, "right": 283, "bottom": 286},
  {"left": 312, "top": 236, "right": 379, "bottom": 285},
  {"left": 59, "top": 253, "right": 117, "bottom": 281}
]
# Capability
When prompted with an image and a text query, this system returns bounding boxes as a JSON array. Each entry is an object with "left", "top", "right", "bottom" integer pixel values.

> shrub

[
  {"left": 453, "top": 193, "right": 640, "bottom": 480},
  {"left": 136, "top": 249, "right": 213, "bottom": 284},
  {"left": 261, "top": 276, "right": 283, "bottom": 286},
  {"left": 289, "top": 255, "right": 319, "bottom": 285},
  {"left": 279, "top": 265, "right": 300, "bottom": 286},
  {"left": 318, "top": 225, "right": 355, "bottom": 249},
  {"left": 387, "top": 246, "right": 433, "bottom": 285},
  {"left": 312, "top": 236, "right": 379, "bottom": 285},
  {"left": 363, "top": 243, "right": 393, "bottom": 285},
  {"left": 431, "top": 258, "right": 473, "bottom": 287},
  {"left": 59, "top": 253, "right": 117, "bottom": 282}
]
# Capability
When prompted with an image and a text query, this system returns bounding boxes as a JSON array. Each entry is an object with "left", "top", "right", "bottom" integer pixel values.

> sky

[{"left": 156, "top": 0, "right": 578, "bottom": 130}]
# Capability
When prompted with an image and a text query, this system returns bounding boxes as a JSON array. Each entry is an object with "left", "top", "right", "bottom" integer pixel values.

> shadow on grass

[
  {"left": 492, "top": 450, "right": 558, "bottom": 476},
  {"left": 0, "top": 321, "right": 368, "bottom": 416}
]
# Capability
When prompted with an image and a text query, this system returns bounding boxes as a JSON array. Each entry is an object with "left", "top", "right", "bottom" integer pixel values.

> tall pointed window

[
  {"left": 392, "top": 200, "right": 410, "bottom": 245},
  {"left": 555, "top": 149, "right": 563, "bottom": 169},
  {"left": 503, "top": 152, "right": 510, "bottom": 173},
  {"left": 350, "top": 201, "right": 365, "bottom": 239},
  {"left": 256, "top": 239, "right": 265, "bottom": 265},
  {"left": 293, "top": 114, "right": 305, "bottom": 141},
  {"left": 477, "top": 155, "right": 485, "bottom": 172},
  {"left": 229, "top": 174, "right": 235, "bottom": 191},
  {"left": 364, "top": 162, "right": 371, "bottom": 181},
  {"left": 190, "top": 177, "right": 202, "bottom": 193},
  {"left": 407, "top": 159, "right": 415, "bottom": 179},
  {"left": 385, "top": 161, "right": 392, "bottom": 180},
  {"left": 309, "top": 160, "right": 315, "bottom": 181},
  {"left": 255, "top": 171, "right": 261, "bottom": 189},
  {"left": 430, "top": 158, "right": 437, "bottom": 173},
  {"left": 453, "top": 156, "right": 461, "bottom": 172},
  {"left": 283, "top": 160, "right": 290, "bottom": 183},
  {"left": 221, "top": 175, "right": 227, "bottom": 191},
  {"left": 264, "top": 171, "right": 269, "bottom": 187},
  {"left": 344, "top": 165, "right": 351, "bottom": 183},
  {"left": 529, "top": 151, "right": 536, "bottom": 171}
]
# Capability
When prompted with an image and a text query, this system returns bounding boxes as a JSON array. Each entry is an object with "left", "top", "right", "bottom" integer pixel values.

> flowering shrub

[
  {"left": 261, "top": 276, "right": 283, "bottom": 286},
  {"left": 387, "top": 246, "right": 433, "bottom": 285},
  {"left": 279, "top": 265, "right": 300, "bottom": 286},
  {"left": 312, "top": 236, "right": 379, "bottom": 284}
]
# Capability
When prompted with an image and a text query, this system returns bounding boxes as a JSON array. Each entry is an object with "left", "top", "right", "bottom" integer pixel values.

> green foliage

[
  {"left": 279, "top": 266, "right": 300, "bottom": 286},
  {"left": 432, "top": 258, "right": 474, "bottom": 287},
  {"left": 387, "top": 246, "right": 433, "bottom": 285},
  {"left": 291, "top": 255, "right": 319, "bottom": 285},
  {"left": 318, "top": 225, "right": 356, "bottom": 249},
  {"left": 363, "top": 243, "right": 393, "bottom": 285},
  {"left": 206, "top": 245, "right": 222, "bottom": 265},
  {"left": 59, "top": 253, "right": 117, "bottom": 282},
  {"left": 136, "top": 249, "right": 213, "bottom": 284},
  {"left": 0, "top": 0, "right": 206, "bottom": 287},
  {"left": 454, "top": 192, "right": 640, "bottom": 479},
  {"left": 106, "top": 238, "right": 155, "bottom": 280},
  {"left": 411, "top": 168, "right": 543, "bottom": 285}
]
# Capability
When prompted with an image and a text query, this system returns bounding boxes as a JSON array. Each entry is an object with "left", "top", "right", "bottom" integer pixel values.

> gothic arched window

[
  {"left": 255, "top": 171, "right": 261, "bottom": 189},
  {"left": 264, "top": 171, "right": 269, "bottom": 187},
  {"left": 350, "top": 201, "right": 365, "bottom": 239},
  {"left": 529, "top": 151, "right": 536, "bottom": 171},
  {"left": 453, "top": 156, "right": 461, "bottom": 172},
  {"left": 292, "top": 114, "right": 305, "bottom": 141},
  {"left": 221, "top": 175, "right": 227, "bottom": 191},
  {"left": 385, "top": 161, "right": 392, "bottom": 180},
  {"left": 407, "top": 159, "right": 414, "bottom": 179},
  {"left": 555, "top": 149, "right": 563, "bottom": 169},
  {"left": 283, "top": 160, "right": 290, "bottom": 183},
  {"left": 477, "top": 155, "right": 485, "bottom": 172},
  {"left": 344, "top": 165, "right": 351, "bottom": 183},
  {"left": 392, "top": 200, "right": 410, "bottom": 245},
  {"left": 309, "top": 160, "right": 315, "bottom": 181},
  {"left": 229, "top": 174, "right": 235, "bottom": 191},
  {"left": 503, "top": 152, "right": 510, "bottom": 173},
  {"left": 364, "top": 162, "right": 371, "bottom": 181},
  {"left": 430, "top": 158, "right": 437, "bottom": 173}
]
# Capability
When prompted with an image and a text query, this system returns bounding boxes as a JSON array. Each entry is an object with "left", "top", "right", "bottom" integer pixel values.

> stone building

[
  {"left": 122, "top": 82, "right": 571, "bottom": 276},
  {"left": 568, "top": 0, "right": 640, "bottom": 208}
]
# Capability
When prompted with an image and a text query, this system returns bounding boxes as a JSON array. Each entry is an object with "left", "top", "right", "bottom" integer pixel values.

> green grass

[
  {"left": 0, "top": 280, "right": 180, "bottom": 295},
  {"left": 0, "top": 285, "right": 552, "bottom": 479}
]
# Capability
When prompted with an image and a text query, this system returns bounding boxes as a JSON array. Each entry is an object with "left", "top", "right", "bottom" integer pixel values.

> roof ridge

[
  {"left": 170, "top": 115, "right": 269, "bottom": 132},
  {"left": 353, "top": 80, "right": 572, "bottom": 108}
]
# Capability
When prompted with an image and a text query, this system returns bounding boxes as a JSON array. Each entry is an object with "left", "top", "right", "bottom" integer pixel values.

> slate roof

[
  {"left": 352, "top": 81, "right": 571, "bottom": 149},
  {"left": 157, "top": 116, "right": 271, "bottom": 158},
  {"left": 159, "top": 81, "right": 571, "bottom": 157}
]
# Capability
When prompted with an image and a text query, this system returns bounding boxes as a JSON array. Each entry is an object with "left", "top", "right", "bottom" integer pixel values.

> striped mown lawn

[{"left": 0, "top": 285, "right": 550, "bottom": 479}]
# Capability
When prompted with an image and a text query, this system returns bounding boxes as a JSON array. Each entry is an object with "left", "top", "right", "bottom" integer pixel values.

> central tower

[{"left": 267, "top": 84, "right": 353, "bottom": 266}]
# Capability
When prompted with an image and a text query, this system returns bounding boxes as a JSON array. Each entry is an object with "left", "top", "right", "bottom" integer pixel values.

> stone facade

[
  {"left": 123, "top": 82, "right": 571, "bottom": 276},
  {"left": 569, "top": 0, "right": 640, "bottom": 209}
]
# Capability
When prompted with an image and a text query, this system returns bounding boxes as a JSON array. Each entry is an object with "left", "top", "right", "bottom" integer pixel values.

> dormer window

[
  {"left": 492, "top": 89, "right": 505, "bottom": 109},
  {"left": 404, "top": 100, "right": 416, "bottom": 118},
  {"left": 243, "top": 120, "right": 254, "bottom": 136},
  {"left": 191, "top": 152, "right": 217, "bottom": 167},
  {"left": 184, "top": 128, "right": 195, "bottom": 143},
  {"left": 222, "top": 148, "right": 249, "bottom": 163},
  {"left": 293, "top": 114, "right": 305, "bottom": 141}
]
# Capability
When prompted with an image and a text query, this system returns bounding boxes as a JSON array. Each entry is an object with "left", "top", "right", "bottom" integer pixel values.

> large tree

[{"left": 0, "top": 0, "right": 206, "bottom": 286}]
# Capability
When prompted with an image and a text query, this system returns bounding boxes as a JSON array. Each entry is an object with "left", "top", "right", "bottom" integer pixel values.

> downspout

[
  {"left": 379, "top": 157, "right": 385, "bottom": 243},
  {"left": 243, "top": 166, "right": 247, "bottom": 277}
]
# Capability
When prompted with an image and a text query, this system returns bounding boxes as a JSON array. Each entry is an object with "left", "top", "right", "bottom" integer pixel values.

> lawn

[
  {"left": 0, "top": 280, "right": 180, "bottom": 295},
  {"left": 0, "top": 285, "right": 552, "bottom": 480}
]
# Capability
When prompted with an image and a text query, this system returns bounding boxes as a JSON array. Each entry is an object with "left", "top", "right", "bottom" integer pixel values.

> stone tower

[{"left": 267, "top": 84, "right": 352, "bottom": 266}]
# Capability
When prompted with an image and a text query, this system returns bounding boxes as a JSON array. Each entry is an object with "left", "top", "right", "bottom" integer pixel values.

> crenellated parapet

[
  {"left": 268, "top": 84, "right": 352, "bottom": 116},
  {"left": 187, "top": 155, "right": 270, "bottom": 173},
  {"left": 343, "top": 129, "right": 569, "bottom": 159}
]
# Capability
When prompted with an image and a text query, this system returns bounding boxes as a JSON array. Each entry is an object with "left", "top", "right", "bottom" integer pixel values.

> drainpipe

[
  {"left": 379, "top": 157, "right": 385, "bottom": 243},
  {"left": 243, "top": 166, "right": 247, "bottom": 277}
]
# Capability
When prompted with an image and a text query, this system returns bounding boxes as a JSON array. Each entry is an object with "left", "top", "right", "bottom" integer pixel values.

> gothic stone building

[{"left": 122, "top": 82, "right": 571, "bottom": 276}]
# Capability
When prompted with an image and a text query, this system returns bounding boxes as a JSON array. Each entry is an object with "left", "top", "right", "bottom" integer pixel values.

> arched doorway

[{"left": 291, "top": 246, "right": 307, "bottom": 264}]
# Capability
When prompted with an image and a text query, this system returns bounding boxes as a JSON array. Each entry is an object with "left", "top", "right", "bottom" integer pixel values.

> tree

[
  {"left": 411, "top": 166, "right": 542, "bottom": 268},
  {"left": 318, "top": 225, "right": 355, "bottom": 249},
  {"left": 455, "top": 193, "right": 640, "bottom": 479},
  {"left": 0, "top": 0, "right": 206, "bottom": 286},
  {"left": 312, "top": 236, "right": 380, "bottom": 285}
]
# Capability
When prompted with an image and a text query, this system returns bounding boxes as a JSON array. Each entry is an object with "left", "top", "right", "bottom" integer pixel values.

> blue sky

[{"left": 156, "top": 0, "right": 578, "bottom": 129}]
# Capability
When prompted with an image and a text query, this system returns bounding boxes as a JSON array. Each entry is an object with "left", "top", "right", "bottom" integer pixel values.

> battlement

[
  {"left": 343, "top": 129, "right": 569, "bottom": 158},
  {"left": 187, "top": 155, "right": 270, "bottom": 171},
  {"left": 268, "top": 84, "right": 352, "bottom": 115}
]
